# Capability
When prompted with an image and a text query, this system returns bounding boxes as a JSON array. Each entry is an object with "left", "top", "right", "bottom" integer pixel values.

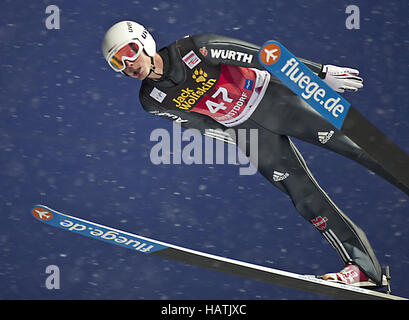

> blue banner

[{"left": 259, "top": 40, "right": 351, "bottom": 130}]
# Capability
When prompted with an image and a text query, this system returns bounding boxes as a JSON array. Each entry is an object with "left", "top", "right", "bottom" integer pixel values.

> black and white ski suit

[{"left": 137, "top": 33, "right": 401, "bottom": 285}]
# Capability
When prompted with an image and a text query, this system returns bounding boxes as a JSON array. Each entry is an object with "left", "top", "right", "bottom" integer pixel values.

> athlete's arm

[
  {"left": 192, "top": 34, "right": 363, "bottom": 93},
  {"left": 191, "top": 33, "right": 323, "bottom": 74}
]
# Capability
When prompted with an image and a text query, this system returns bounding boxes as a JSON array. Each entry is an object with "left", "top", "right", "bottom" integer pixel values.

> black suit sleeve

[{"left": 191, "top": 33, "right": 323, "bottom": 74}]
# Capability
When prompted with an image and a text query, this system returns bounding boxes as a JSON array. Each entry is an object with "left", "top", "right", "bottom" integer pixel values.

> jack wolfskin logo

[
  {"left": 311, "top": 216, "right": 328, "bottom": 230},
  {"left": 273, "top": 170, "right": 289, "bottom": 182},
  {"left": 172, "top": 68, "right": 216, "bottom": 110},
  {"left": 192, "top": 68, "right": 208, "bottom": 83}
]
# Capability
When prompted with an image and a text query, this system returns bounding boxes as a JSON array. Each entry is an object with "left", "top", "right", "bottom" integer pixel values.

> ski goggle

[{"left": 109, "top": 41, "right": 142, "bottom": 72}]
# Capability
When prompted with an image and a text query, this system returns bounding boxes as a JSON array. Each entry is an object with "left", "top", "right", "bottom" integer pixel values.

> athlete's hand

[{"left": 319, "top": 65, "right": 363, "bottom": 93}]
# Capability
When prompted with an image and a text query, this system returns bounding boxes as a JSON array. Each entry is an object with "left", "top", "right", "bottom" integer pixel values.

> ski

[
  {"left": 31, "top": 205, "right": 407, "bottom": 300},
  {"left": 258, "top": 40, "right": 409, "bottom": 196}
]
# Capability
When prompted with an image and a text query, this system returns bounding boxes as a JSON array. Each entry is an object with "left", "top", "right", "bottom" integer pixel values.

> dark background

[{"left": 1, "top": 0, "right": 408, "bottom": 299}]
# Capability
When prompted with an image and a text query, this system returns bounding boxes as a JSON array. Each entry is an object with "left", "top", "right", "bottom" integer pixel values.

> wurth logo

[
  {"left": 311, "top": 216, "right": 328, "bottom": 230},
  {"left": 210, "top": 48, "right": 253, "bottom": 64}
]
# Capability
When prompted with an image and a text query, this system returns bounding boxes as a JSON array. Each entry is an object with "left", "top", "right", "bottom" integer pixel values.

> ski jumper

[{"left": 138, "top": 34, "right": 400, "bottom": 285}]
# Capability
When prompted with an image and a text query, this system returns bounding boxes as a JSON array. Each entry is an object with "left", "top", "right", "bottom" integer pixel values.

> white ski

[{"left": 31, "top": 205, "right": 407, "bottom": 300}]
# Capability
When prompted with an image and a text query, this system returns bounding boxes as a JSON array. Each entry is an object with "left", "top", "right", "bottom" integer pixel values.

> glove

[{"left": 319, "top": 64, "right": 363, "bottom": 93}]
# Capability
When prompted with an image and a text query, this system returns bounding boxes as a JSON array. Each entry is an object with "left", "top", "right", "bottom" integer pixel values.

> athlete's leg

[
  {"left": 250, "top": 83, "right": 409, "bottom": 195},
  {"left": 235, "top": 121, "right": 383, "bottom": 284}
]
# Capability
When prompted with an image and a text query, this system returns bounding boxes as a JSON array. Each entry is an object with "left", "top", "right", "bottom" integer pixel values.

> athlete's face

[{"left": 123, "top": 50, "right": 151, "bottom": 80}]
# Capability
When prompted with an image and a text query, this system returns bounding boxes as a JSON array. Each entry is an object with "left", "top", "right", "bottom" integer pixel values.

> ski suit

[{"left": 137, "top": 33, "right": 398, "bottom": 285}]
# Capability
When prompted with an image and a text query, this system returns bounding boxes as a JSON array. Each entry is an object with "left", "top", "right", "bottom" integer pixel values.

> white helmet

[{"left": 102, "top": 21, "right": 156, "bottom": 72}]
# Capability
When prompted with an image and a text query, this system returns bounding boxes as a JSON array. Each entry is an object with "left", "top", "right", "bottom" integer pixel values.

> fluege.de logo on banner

[{"left": 259, "top": 41, "right": 351, "bottom": 130}]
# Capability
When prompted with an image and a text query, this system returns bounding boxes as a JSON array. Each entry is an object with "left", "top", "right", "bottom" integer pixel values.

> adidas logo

[
  {"left": 318, "top": 130, "right": 334, "bottom": 144},
  {"left": 273, "top": 170, "right": 289, "bottom": 182}
]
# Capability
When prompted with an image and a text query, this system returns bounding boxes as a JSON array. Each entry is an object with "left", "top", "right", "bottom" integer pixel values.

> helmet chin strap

[
  {"left": 122, "top": 55, "right": 162, "bottom": 79},
  {"left": 148, "top": 56, "right": 163, "bottom": 78}
]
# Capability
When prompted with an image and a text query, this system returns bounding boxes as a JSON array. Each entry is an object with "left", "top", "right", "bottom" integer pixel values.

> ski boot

[{"left": 321, "top": 263, "right": 391, "bottom": 293}]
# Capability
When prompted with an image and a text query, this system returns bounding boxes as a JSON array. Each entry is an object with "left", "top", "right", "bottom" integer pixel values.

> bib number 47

[{"left": 206, "top": 87, "right": 232, "bottom": 114}]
